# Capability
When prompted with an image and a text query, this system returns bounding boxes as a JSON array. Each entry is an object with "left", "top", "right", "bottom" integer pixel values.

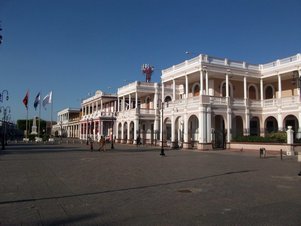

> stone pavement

[{"left": 0, "top": 142, "right": 300, "bottom": 225}]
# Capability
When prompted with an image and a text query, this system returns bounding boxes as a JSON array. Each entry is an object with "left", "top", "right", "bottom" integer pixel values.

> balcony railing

[{"left": 164, "top": 95, "right": 301, "bottom": 114}]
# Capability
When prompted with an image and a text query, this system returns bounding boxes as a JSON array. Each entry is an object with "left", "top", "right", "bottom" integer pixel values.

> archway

[
  {"left": 248, "top": 85, "right": 257, "bottom": 100},
  {"left": 163, "top": 117, "right": 172, "bottom": 143},
  {"left": 265, "top": 85, "right": 274, "bottom": 99},
  {"left": 118, "top": 123, "right": 122, "bottom": 142},
  {"left": 123, "top": 122, "right": 128, "bottom": 142},
  {"left": 220, "top": 81, "right": 233, "bottom": 98},
  {"left": 192, "top": 84, "right": 200, "bottom": 96},
  {"left": 213, "top": 115, "right": 225, "bottom": 149},
  {"left": 129, "top": 121, "right": 134, "bottom": 142},
  {"left": 145, "top": 96, "right": 150, "bottom": 109},
  {"left": 232, "top": 116, "right": 243, "bottom": 138},
  {"left": 250, "top": 117, "right": 260, "bottom": 136},
  {"left": 175, "top": 116, "right": 184, "bottom": 148},
  {"left": 265, "top": 116, "right": 278, "bottom": 134},
  {"left": 284, "top": 115, "right": 299, "bottom": 141},
  {"left": 188, "top": 115, "right": 199, "bottom": 148}
]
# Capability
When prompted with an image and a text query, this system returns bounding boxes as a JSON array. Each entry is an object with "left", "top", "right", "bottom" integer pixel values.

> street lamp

[
  {"left": 160, "top": 101, "right": 165, "bottom": 156},
  {"left": 0, "top": 90, "right": 9, "bottom": 103},
  {"left": 0, "top": 106, "right": 11, "bottom": 150},
  {"left": 111, "top": 112, "right": 114, "bottom": 149}
]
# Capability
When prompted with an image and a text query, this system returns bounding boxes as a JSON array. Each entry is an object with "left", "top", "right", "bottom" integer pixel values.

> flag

[
  {"left": 23, "top": 90, "right": 29, "bottom": 109},
  {"left": 34, "top": 92, "right": 40, "bottom": 110},
  {"left": 42, "top": 91, "right": 52, "bottom": 109}
]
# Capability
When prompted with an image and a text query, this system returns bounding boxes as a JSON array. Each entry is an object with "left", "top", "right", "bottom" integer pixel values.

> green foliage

[{"left": 233, "top": 132, "right": 286, "bottom": 143}]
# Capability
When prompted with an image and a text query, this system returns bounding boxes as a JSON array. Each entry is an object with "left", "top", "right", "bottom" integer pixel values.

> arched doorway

[
  {"left": 192, "top": 84, "right": 200, "bottom": 96},
  {"left": 250, "top": 117, "right": 260, "bottom": 136},
  {"left": 123, "top": 122, "right": 128, "bottom": 143},
  {"left": 188, "top": 115, "right": 199, "bottom": 148},
  {"left": 213, "top": 115, "right": 225, "bottom": 149},
  {"left": 129, "top": 121, "right": 134, "bottom": 143},
  {"left": 232, "top": 116, "right": 243, "bottom": 138},
  {"left": 220, "top": 81, "right": 233, "bottom": 97},
  {"left": 265, "top": 85, "right": 274, "bottom": 99},
  {"left": 248, "top": 85, "right": 257, "bottom": 100},
  {"left": 175, "top": 116, "right": 184, "bottom": 148},
  {"left": 163, "top": 117, "right": 172, "bottom": 144},
  {"left": 283, "top": 115, "right": 299, "bottom": 141},
  {"left": 118, "top": 123, "right": 122, "bottom": 143},
  {"left": 265, "top": 116, "right": 278, "bottom": 134}
]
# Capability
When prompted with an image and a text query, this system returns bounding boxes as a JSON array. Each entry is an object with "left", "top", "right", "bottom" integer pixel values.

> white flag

[{"left": 42, "top": 91, "right": 52, "bottom": 109}]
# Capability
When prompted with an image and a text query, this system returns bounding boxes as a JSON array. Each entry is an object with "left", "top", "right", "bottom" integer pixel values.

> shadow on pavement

[{"left": 0, "top": 169, "right": 256, "bottom": 205}]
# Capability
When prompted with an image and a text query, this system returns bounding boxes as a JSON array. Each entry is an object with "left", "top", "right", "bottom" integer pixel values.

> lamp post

[
  {"left": 0, "top": 106, "right": 11, "bottom": 150},
  {"left": 0, "top": 90, "right": 9, "bottom": 103},
  {"left": 160, "top": 101, "right": 165, "bottom": 156},
  {"left": 111, "top": 112, "right": 114, "bottom": 149}
]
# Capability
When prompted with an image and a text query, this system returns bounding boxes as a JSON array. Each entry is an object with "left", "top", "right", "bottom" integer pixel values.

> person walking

[
  {"left": 98, "top": 136, "right": 106, "bottom": 152},
  {"left": 88, "top": 136, "right": 94, "bottom": 151}
]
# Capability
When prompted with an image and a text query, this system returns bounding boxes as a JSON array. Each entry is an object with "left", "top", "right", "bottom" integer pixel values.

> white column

[
  {"left": 172, "top": 79, "right": 176, "bottom": 101},
  {"left": 160, "top": 108, "right": 163, "bottom": 141},
  {"left": 278, "top": 73, "right": 282, "bottom": 99},
  {"left": 200, "top": 70, "right": 203, "bottom": 96},
  {"left": 100, "top": 99, "right": 103, "bottom": 111},
  {"left": 206, "top": 106, "right": 211, "bottom": 143},
  {"left": 117, "top": 97, "right": 120, "bottom": 111},
  {"left": 227, "top": 109, "right": 232, "bottom": 143},
  {"left": 171, "top": 115, "right": 175, "bottom": 145},
  {"left": 154, "top": 83, "right": 158, "bottom": 110},
  {"left": 260, "top": 78, "right": 264, "bottom": 107},
  {"left": 127, "top": 122, "right": 130, "bottom": 142},
  {"left": 129, "top": 94, "right": 131, "bottom": 110},
  {"left": 134, "top": 118, "right": 139, "bottom": 143},
  {"left": 245, "top": 109, "right": 250, "bottom": 136},
  {"left": 135, "top": 92, "right": 138, "bottom": 109},
  {"left": 183, "top": 114, "right": 188, "bottom": 145},
  {"left": 278, "top": 110, "right": 283, "bottom": 131},
  {"left": 205, "top": 70, "right": 209, "bottom": 95},
  {"left": 198, "top": 107, "right": 206, "bottom": 143},
  {"left": 185, "top": 75, "right": 189, "bottom": 98},
  {"left": 226, "top": 74, "right": 229, "bottom": 98},
  {"left": 121, "top": 123, "right": 124, "bottom": 141},
  {"left": 85, "top": 122, "right": 88, "bottom": 139},
  {"left": 244, "top": 76, "right": 247, "bottom": 99},
  {"left": 123, "top": 96, "right": 125, "bottom": 111},
  {"left": 161, "top": 83, "right": 165, "bottom": 102},
  {"left": 79, "top": 123, "right": 82, "bottom": 139}
]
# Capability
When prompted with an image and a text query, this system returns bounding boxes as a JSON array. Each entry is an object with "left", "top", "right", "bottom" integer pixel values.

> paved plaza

[{"left": 0, "top": 142, "right": 300, "bottom": 225}]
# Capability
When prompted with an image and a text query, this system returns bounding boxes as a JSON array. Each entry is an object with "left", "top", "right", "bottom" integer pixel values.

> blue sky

[{"left": 0, "top": 0, "right": 300, "bottom": 122}]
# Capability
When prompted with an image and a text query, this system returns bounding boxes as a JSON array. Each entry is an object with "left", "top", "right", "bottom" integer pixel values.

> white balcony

[{"left": 163, "top": 95, "right": 301, "bottom": 115}]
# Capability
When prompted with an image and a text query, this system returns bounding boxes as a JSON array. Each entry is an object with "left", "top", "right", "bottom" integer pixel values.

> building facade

[
  {"left": 53, "top": 108, "right": 81, "bottom": 138},
  {"left": 161, "top": 53, "right": 301, "bottom": 149},
  {"left": 115, "top": 81, "right": 172, "bottom": 145},
  {"left": 80, "top": 90, "right": 117, "bottom": 141}
]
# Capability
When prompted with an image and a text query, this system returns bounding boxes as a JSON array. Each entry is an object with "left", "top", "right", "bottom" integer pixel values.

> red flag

[{"left": 23, "top": 90, "right": 29, "bottom": 109}]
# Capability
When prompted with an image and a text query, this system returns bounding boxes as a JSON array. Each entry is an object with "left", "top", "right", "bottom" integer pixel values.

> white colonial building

[
  {"left": 53, "top": 108, "right": 81, "bottom": 138},
  {"left": 80, "top": 90, "right": 117, "bottom": 141},
  {"left": 161, "top": 53, "right": 301, "bottom": 149},
  {"left": 115, "top": 81, "right": 172, "bottom": 145}
]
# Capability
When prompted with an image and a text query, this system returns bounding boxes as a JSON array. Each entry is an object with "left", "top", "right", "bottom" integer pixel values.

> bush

[{"left": 233, "top": 132, "right": 286, "bottom": 143}]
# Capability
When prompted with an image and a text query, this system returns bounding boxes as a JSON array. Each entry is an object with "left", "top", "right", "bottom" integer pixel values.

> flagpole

[
  {"left": 51, "top": 92, "right": 53, "bottom": 136},
  {"left": 38, "top": 94, "right": 41, "bottom": 138},
  {"left": 26, "top": 107, "right": 28, "bottom": 139}
]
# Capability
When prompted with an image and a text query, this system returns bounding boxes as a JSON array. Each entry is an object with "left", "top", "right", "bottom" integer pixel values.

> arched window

[
  {"left": 265, "top": 85, "right": 274, "bottom": 99},
  {"left": 249, "top": 85, "right": 257, "bottom": 100},
  {"left": 192, "top": 84, "right": 200, "bottom": 96}
]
